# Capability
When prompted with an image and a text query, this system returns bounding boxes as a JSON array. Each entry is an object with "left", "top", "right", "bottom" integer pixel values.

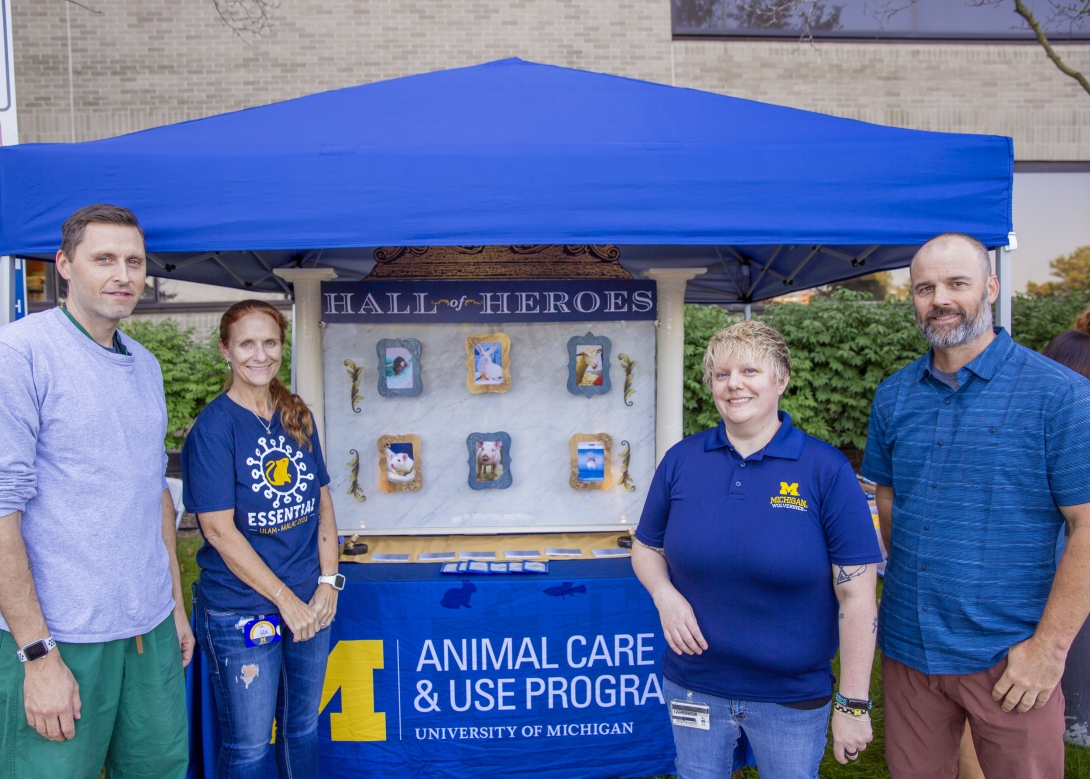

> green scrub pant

[{"left": 0, "top": 614, "right": 187, "bottom": 779}]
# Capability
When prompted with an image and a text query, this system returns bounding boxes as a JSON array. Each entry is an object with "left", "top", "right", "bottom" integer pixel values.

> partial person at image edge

[
  {"left": 0, "top": 204, "right": 191, "bottom": 779},
  {"left": 863, "top": 232, "right": 1090, "bottom": 779},
  {"left": 632, "top": 320, "right": 882, "bottom": 779}
]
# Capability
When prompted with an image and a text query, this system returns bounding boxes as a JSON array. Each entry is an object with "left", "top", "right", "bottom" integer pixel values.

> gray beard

[{"left": 917, "top": 295, "right": 993, "bottom": 349}]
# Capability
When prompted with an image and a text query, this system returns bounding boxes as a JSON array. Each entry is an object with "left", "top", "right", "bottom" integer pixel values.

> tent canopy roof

[{"left": 0, "top": 58, "right": 1013, "bottom": 303}]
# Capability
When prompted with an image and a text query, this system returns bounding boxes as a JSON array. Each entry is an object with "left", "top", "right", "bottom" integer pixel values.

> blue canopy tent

[{"left": 0, "top": 57, "right": 1012, "bottom": 303}]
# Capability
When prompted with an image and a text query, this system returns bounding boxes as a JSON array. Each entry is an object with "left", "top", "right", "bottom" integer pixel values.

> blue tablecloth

[{"left": 186, "top": 559, "right": 754, "bottom": 778}]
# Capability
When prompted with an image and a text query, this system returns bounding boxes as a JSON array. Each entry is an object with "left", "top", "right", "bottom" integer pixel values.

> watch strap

[
  {"left": 318, "top": 574, "right": 345, "bottom": 591},
  {"left": 17, "top": 637, "right": 57, "bottom": 663}
]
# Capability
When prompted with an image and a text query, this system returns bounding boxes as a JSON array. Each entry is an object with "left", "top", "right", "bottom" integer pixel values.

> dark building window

[{"left": 673, "top": 0, "right": 1090, "bottom": 40}]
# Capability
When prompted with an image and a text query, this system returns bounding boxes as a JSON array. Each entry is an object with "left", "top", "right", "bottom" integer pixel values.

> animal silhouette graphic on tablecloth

[
  {"left": 440, "top": 581, "right": 477, "bottom": 609},
  {"left": 544, "top": 582, "right": 587, "bottom": 599}
]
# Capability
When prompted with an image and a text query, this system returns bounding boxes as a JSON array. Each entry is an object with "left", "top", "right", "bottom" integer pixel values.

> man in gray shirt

[{"left": 0, "top": 204, "right": 192, "bottom": 778}]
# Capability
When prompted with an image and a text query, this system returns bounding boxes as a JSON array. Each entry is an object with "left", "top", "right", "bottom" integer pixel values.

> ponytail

[
  {"left": 269, "top": 377, "right": 315, "bottom": 451},
  {"left": 219, "top": 300, "right": 314, "bottom": 451}
]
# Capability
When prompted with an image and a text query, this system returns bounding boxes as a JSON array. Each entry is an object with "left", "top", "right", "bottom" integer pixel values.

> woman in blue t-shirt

[
  {"left": 182, "top": 300, "right": 340, "bottom": 779},
  {"left": 632, "top": 321, "right": 882, "bottom": 779}
]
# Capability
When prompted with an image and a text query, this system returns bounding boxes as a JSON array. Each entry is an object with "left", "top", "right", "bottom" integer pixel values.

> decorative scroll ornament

[
  {"left": 344, "top": 360, "right": 363, "bottom": 413},
  {"left": 347, "top": 449, "right": 366, "bottom": 502},
  {"left": 618, "top": 440, "right": 636, "bottom": 493},
  {"left": 618, "top": 353, "right": 636, "bottom": 407}
]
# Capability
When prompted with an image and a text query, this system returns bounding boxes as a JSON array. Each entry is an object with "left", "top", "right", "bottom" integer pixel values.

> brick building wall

[{"left": 10, "top": 1, "right": 1090, "bottom": 159}]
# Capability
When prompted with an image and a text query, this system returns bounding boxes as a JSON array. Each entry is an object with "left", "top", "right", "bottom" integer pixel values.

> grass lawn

[
  {"left": 177, "top": 534, "right": 203, "bottom": 619},
  {"left": 171, "top": 539, "right": 1090, "bottom": 777}
]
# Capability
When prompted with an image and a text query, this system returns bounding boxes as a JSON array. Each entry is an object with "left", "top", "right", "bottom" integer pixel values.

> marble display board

[{"left": 323, "top": 321, "right": 656, "bottom": 534}]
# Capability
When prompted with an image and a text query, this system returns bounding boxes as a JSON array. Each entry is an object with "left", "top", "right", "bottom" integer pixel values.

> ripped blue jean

[{"left": 194, "top": 594, "right": 331, "bottom": 779}]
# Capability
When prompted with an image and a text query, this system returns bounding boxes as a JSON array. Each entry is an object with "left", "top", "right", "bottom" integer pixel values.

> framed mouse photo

[
  {"left": 466, "top": 431, "right": 513, "bottom": 490},
  {"left": 377, "top": 338, "right": 423, "bottom": 398},
  {"left": 377, "top": 434, "right": 423, "bottom": 493},
  {"left": 465, "top": 333, "right": 512, "bottom": 394}
]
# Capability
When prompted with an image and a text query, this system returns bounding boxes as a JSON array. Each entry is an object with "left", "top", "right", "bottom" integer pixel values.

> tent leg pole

[
  {"left": 996, "top": 238, "right": 1014, "bottom": 335},
  {"left": 275, "top": 268, "right": 337, "bottom": 450},
  {"left": 744, "top": 303, "right": 752, "bottom": 321},
  {"left": 643, "top": 268, "right": 707, "bottom": 465}
]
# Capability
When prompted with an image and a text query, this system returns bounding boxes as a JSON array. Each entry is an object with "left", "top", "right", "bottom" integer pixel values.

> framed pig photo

[
  {"left": 566, "top": 332, "right": 612, "bottom": 397},
  {"left": 465, "top": 333, "right": 511, "bottom": 394},
  {"left": 466, "top": 432, "right": 513, "bottom": 490},
  {"left": 377, "top": 434, "right": 423, "bottom": 493},
  {"left": 376, "top": 338, "right": 423, "bottom": 398}
]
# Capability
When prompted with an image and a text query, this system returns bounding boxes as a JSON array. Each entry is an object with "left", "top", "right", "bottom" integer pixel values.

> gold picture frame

[
  {"left": 465, "top": 333, "right": 512, "bottom": 394},
  {"left": 377, "top": 434, "right": 423, "bottom": 493},
  {"left": 569, "top": 433, "right": 613, "bottom": 491}
]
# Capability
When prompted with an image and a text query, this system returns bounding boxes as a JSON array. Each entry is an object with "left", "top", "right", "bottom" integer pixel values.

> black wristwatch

[{"left": 17, "top": 637, "right": 56, "bottom": 663}]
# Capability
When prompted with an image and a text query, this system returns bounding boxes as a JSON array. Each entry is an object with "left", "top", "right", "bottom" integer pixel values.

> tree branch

[{"left": 1014, "top": 0, "right": 1090, "bottom": 96}]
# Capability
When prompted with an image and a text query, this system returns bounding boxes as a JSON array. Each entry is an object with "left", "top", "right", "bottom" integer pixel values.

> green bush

[
  {"left": 1011, "top": 291, "right": 1090, "bottom": 352},
  {"left": 684, "top": 291, "right": 926, "bottom": 448},
  {"left": 120, "top": 318, "right": 292, "bottom": 447}
]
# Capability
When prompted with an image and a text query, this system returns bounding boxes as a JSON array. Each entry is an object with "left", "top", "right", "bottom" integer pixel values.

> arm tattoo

[
  {"left": 635, "top": 540, "right": 665, "bottom": 557},
  {"left": 872, "top": 617, "right": 878, "bottom": 634},
  {"left": 839, "top": 612, "right": 845, "bottom": 620},
  {"left": 835, "top": 564, "right": 868, "bottom": 585}
]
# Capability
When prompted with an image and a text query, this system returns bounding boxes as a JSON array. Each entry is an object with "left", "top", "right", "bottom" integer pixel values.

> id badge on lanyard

[{"left": 243, "top": 615, "right": 283, "bottom": 647}]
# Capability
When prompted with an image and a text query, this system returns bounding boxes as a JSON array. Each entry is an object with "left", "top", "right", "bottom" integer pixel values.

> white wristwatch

[
  {"left": 17, "top": 636, "right": 56, "bottom": 663},
  {"left": 318, "top": 573, "right": 345, "bottom": 591}
]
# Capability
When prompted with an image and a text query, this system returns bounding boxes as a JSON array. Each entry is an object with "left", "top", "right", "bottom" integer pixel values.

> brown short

[{"left": 883, "top": 654, "right": 1065, "bottom": 779}]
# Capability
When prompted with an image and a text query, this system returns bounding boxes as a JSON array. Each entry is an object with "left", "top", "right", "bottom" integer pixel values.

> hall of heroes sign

[{"left": 321, "top": 279, "right": 656, "bottom": 324}]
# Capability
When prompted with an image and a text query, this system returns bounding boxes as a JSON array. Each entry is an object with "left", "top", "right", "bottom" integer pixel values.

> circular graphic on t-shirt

[{"left": 246, "top": 435, "right": 315, "bottom": 508}]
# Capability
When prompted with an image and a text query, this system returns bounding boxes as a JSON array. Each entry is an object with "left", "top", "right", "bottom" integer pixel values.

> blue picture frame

[
  {"left": 466, "top": 431, "right": 513, "bottom": 490},
  {"left": 376, "top": 338, "right": 423, "bottom": 398},
  {"left": 566, "top": 332, "right": 612, "bottom": 397}
]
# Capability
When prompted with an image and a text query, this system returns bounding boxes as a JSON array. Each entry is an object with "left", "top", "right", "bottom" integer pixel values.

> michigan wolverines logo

[
  {"left": 247, "top": 435, "right": 315, "bottom": 508},
  {"left": 771, "top": 482, "right": 807, "bottom": 511}
]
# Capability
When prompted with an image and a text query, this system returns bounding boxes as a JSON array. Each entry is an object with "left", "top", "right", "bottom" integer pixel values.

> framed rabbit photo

[
  {"left": 465, "top": 333, "right": 512, "bottom": 394},
  {"left": 376, "top": 338, "right": 423, "bottom": 398},
  {"left": 466, "top": 431, "right": 513, "bottom": 490},
  {"left": 566, "top": 332, "right": 612, "bottom": 397},
  {"left": 377, "top": 434, "right": 423, "bottom": 493}
]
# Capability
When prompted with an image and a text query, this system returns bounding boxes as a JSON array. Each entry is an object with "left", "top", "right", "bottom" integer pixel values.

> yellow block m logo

[
  {"left": 779, "top": 482, "right": 799, "bottom": 496},
  {"left": 319, "top": 640, "right": 386, "bottom": 741}
]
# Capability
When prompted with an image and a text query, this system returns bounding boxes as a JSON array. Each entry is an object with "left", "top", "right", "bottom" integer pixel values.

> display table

[{"left": 186, "top": 559, "right": 754, "bottom": 778}]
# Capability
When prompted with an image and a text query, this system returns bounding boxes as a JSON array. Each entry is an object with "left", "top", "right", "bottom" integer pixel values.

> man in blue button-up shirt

[{"left": 863, "top": 233, "right": 1090, "bottom": 779}]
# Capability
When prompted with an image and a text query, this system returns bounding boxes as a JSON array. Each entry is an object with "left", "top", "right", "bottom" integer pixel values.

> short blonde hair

[{"left": 702, "top": 320, "right": 792, "bottom": 387}]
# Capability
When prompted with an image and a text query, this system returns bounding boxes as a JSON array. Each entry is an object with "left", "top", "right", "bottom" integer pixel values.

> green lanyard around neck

[{"left": 61, "top": 305, "right": 129, "bottom": 356}]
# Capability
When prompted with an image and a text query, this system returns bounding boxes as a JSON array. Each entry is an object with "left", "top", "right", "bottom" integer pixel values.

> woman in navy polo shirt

[
  {"left": 633, "top": 321, "right": 882, "bottom": 779},
  {"left": 182, "top": 300, "right": 341, "bottom": 779}
]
